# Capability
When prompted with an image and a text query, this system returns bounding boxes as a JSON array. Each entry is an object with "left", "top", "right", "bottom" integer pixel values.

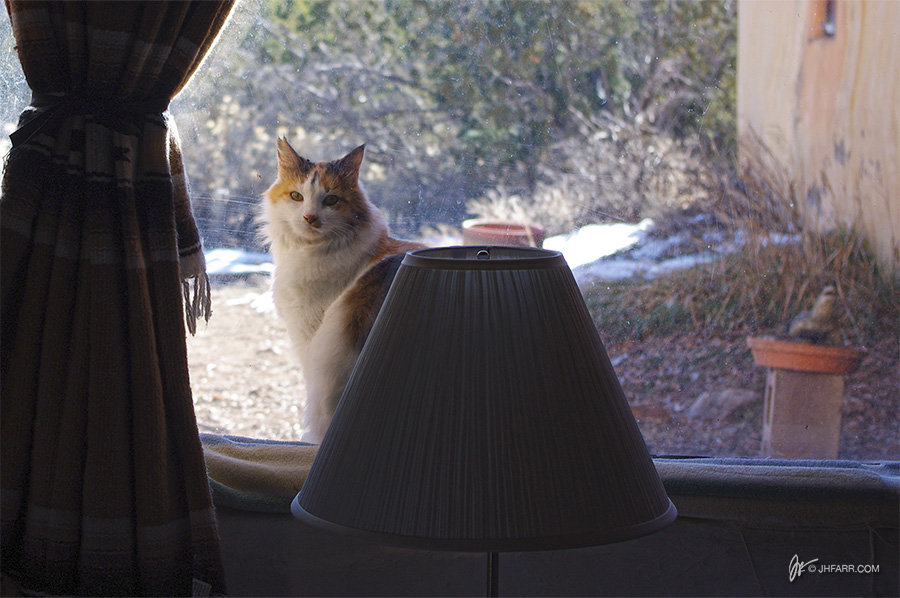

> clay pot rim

[
  {"left": 746, "top": 336, "right": 867, "bottom": 374},
  {"left": 462, "top": 218, "right": 545, "bottom": 235}
]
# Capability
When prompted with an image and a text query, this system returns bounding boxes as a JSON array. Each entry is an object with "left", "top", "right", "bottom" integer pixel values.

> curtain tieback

[{"left": 10, "top": 93, "right": 170, "bottom": 149}]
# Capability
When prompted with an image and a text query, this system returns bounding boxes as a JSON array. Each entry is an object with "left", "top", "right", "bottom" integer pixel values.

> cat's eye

[
  {"left": 290, "top": 191, "right": 303, "bottom": 202},
  {"left": 323, "top": 194, "right": 341, "bottom": 207}
]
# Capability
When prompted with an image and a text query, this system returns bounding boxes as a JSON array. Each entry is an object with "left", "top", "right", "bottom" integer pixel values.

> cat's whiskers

[{"left": 326, "top": 218, "right": 364, "bottom": 244}]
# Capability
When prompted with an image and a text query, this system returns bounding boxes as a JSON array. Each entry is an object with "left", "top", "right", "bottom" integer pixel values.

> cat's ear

[
  {"left": 277, "top": 137, "right": 312, "bottom": 176},
  {"left": 336, "top": 144, "right": 366, "bottom": 179}
]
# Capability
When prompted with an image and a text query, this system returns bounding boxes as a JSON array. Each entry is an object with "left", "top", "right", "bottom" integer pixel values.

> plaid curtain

[{"left": 1, "top": 1, "right": 233, "bottom": 595}]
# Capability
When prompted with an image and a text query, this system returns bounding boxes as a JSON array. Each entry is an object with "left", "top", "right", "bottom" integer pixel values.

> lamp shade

[{"left": 293, "top": 246, "right": 676, "bottom": 552}]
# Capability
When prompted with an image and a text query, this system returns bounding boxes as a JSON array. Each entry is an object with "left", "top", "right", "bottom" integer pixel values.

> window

[
  {"left": 0, "top": 12, "right": 28, "bottom": 159},
  {"left": 3, "top": 0, "right": 896, "bottom": 461}
]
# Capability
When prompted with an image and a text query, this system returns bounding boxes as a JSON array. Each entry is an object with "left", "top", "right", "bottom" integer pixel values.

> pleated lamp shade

[{"left": 292, "top": 246, "right": 676, "bottom": 552}]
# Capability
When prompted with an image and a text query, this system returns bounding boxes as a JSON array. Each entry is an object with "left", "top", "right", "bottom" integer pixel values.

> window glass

[
  {"left": 2, "top": 1, "right": 896, "bottom": 460},
  {"left": 0, "top": 12, "right": 28, "bottom": 158}
]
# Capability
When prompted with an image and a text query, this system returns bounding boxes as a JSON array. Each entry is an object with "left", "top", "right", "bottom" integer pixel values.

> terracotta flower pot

[
  {"left": 746, "top": 336, "right": 866, "bottom": 374},
  {"left": 461, "top": 219, "right": 545, "bottom": 248}
]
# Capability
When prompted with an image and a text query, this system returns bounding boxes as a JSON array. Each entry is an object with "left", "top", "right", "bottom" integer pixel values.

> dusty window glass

[
  {"left": 0, "top": 14, "right": 28, "bottom": 158},
  {"left": 2, "top": 1, "right": 896, "bottom": 459}
]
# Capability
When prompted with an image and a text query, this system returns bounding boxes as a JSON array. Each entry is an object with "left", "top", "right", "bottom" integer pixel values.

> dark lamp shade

[{"left": 293, "top": 246, "right": 676, "bottom": 552}]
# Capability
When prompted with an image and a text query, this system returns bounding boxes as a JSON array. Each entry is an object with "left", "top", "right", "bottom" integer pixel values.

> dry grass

[
  {"left": 588, "top": 231, "right": 897, "bottom": 346},
  {"left": 585, "top": 140, "right": 899, "bottom": 348}
]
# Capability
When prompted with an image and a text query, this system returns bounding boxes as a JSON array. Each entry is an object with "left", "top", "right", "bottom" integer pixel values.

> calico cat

[{"left": 261, "top": 138, "right": 424, "bottom": 443}]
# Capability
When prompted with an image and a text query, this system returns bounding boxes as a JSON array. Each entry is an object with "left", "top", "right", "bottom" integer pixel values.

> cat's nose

[{"left": 304, "top": 214, "right": 319, "bottom": 225}]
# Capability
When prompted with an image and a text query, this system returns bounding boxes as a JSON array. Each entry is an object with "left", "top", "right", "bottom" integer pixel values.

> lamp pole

[{"left": 487, "top": 551, "right": 499, "bottom": 597}]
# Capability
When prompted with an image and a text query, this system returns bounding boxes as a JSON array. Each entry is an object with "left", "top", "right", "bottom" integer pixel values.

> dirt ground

[{"left": 187, "top": 278, "right": 899, "bottom": 462}]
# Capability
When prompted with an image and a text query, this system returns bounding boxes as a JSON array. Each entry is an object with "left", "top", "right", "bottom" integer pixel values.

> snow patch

[
  {"left": 205, "top": 248, "right": 274, "bottom": 276},
  {"left": 542, "top": 219, "right": 654, "bottom": 268},
  {"left": 541, "top": 217, "right": 790, "bottom": 286}
]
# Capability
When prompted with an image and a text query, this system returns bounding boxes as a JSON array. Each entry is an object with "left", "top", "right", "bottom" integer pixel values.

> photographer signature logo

[
  {"left": 789, "top": 554, "right": 819, "bottom": 582},
  {"left": 789, "top": 554, "right": 879, "bottom": 582}
]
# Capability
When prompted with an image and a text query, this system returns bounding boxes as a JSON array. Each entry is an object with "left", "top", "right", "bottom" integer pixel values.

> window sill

[{"left": 202, "top": 433, "right": 900, "bottom": 526}]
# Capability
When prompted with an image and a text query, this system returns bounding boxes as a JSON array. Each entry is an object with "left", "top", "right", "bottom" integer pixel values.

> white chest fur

[
  {"left": 270, "top": 245, "right": 365, "bottom": 355},
  {"left": 266, "top": 205, "right": 387, "bottom": 361}
]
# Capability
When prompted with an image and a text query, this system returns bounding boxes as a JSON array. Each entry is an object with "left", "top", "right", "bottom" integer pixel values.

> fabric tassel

[
  {"left": 170, "top": 120, "right": 212, "bottom": 335},
  {"left": 183, "top": 272, "right": 212, "bottom": 336}
]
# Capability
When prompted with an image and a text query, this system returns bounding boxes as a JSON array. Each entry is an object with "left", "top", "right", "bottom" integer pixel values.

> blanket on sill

[{"left": 201, "top": 434, "right": 318, "bottom": 513}]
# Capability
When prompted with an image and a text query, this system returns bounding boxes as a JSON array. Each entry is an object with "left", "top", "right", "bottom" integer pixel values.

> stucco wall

[{"left": 738, "top": 0, "right": 899, "bottom": 270}]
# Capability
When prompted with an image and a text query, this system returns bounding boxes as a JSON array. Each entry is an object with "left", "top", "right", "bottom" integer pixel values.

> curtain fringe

[
  {"left": 183, "top": 273, "right": 212, "bottom": 336},
  {"left": 191, "top": 577, "right": 212, "bottom": 597}
]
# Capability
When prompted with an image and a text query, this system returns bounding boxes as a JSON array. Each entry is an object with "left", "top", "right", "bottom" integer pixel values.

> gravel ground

[
  {"left": 187, "top": 278, "right": 898, "bottom": 462},
  {"left": 187, "top": 276, "right": 306, "bottom": 440}
]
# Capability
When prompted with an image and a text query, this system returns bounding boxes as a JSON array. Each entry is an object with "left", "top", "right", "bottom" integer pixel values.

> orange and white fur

[{"left": 261, "top": 139, "right": 423, "bottom": 443}]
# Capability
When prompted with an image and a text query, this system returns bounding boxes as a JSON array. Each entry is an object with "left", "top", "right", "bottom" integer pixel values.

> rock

[
  {"left": 687, "top": 388, "right": 759, "bottom": 420},
  {"left": 630, "top": 403, "right": 671, "bottom": 421}
]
